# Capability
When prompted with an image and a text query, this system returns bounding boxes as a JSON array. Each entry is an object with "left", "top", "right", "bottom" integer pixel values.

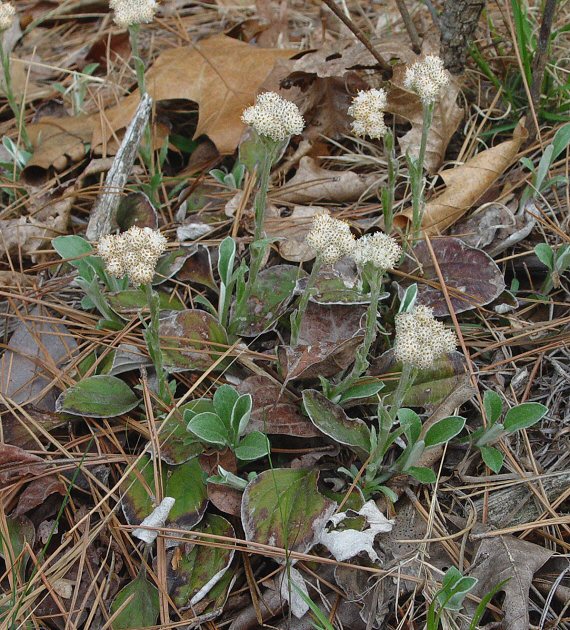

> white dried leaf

[
  {"left": 279, "top": 566, "right": 310, "bottom": 619},
  {"left": 132, "top": 497, "right": 175, "bottom": 544}
]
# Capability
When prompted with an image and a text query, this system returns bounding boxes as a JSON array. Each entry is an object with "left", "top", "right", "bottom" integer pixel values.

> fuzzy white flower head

[
  {"left": 353, "top": 232, "right": 401, "bottom": 270},
  {"left": 109, "top": 0, "right": 157, "bottom": 27},
  {"left": 305, "top": 213, "right": 355, "bottom": 264},
  {"left": 347, "top": 89, "right": 388, "bottom": 140},
  {"left": 97, "top": 226, "right": 167, "bottom": 285},
  {"left": 241, "top": 92, "right": 305, "bottom": 142},
  {"left": 393, "top": 305, "right": 457, "bottom": 369},
  {"left": 404, "top": 55, "right": 449, "bottom": 104},
  {"left": 0, "top": 2, "right": 15, "bottom": 31}
]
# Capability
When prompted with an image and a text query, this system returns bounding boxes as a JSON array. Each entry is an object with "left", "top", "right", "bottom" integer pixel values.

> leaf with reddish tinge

[
  {"left": 14, "top": 476, "right": 66, "bottom": 516},
  {"left": 237, "top": 375, "right": 321, "bottom": 437},
  {"left": 241, "top": 468, "right": 336, "bottom": 557},
  {"left": 279, "top": 302, "right": 365, "bottom": 381},
  {"left": 168, "top": 514, "right": 235, "bottom": 609},
  {"left": 0, "top": 443, "right": 47, "bottom": 486},
  {"left": 160, "top": 309, "right": 228, "bottom": 371},
  {"left": 398, "top": 238, "right": 505, "bottom": 316},
  {"left": 369, "top": 350, "right": 468, "bottom": 409},
  {"left": 232, "top": 265, "right": 302, "bottom": 336}
]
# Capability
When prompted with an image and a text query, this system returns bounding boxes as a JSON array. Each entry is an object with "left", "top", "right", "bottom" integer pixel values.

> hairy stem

[{"left": 290, "top": 257, "right": 322, "bottom": 345}]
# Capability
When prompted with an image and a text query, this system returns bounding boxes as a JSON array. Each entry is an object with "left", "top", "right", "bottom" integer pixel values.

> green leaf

[
  {"left": 398, "top": 283, "right": 418, "bottom": 313},
  {"left": 483, "top": 390, "right": 503, "bottom": 424},
  {"left": 551, "top": 123, "right": 570, "bottom": 162},
  {"left": 0, "top": 515, "right": 35, "bottom": 580},
  {"left": 503, "top": 402, "right": 548, "bottom": 433},
  {"left": 168, "top": 514, "right": 235, "bottom": 610},
  {"left": 302, "top": 390, "right": 370, "bottom": 457},
  {"left": 153, "top": 413, "right": 203, "bottom": 465},
  {"left": 218, "top": 237, "right": 236, "bottom": 287},
  {"left": 232, "top": 394, "right": 253, "bottom": 437},
  {"left": 235, "top": 431, "right": 270, "bottom": 461},
  {"left": 479, "top": 445, "right": 504, "bottom": 473},
  {"left": 534, "top": 243, "right": 554, "bottom": 271},
  {"left": 110, "top": 575, "right": 159, "bottom": 629},
  {"left": 56, "top": 375, "right": 139, "bottom": 418},
  {"left": 165, "top": 458, "right": 208, "bottom": 531},
  {"left": 407, "top": 466, "right": 436, "bottom": 483},
  {"left": 187, "top": 412, "right": 229, "bottom": 446},
  {"left": 107, "top": 289, "right": 185, "bottom": 316},
  {"left": 397, "top": 408, "right": 422, "bottom": 444},
  {"left": 338, "top": 379, "right": 384, "bottom": 404},
  {"left": 152, "top": 249, "right": 189, "bottom": 285},
  {"left": 213, "top": 384, "right": 240, "bottom": 428},
  {"left": 424, "top": 416, "right": 465, "bottom": 448},
  {"left": 241, "top": 468, "right": 336, "bottom": 555}
]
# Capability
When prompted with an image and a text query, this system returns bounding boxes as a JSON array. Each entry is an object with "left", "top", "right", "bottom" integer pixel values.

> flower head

[
  {"left": 0, "top": 2, "right": 15, "bottom": 31},
  {"left": 353, "top": 232, "right": 401, "bottom": 270},
  {"left": 404, "top": 55, "right": 449, "bottom": 104},
  {"left": 241, "top": 92, "right": 304, "bottom": 142},
  {"left": 97, "top": 226, "right": 167, "bottom": 285},
  {"left": 393, "top": 305, "right": 457, "bottom": 369},
  {"left": 347, "top": 89, "right": 388, "bottom": 140},
  {"left": 109, "top": 0, "right": 157, "bottom": 27},
  {"left": 305, "top": 214, "right": 355, "bottom": 264}
]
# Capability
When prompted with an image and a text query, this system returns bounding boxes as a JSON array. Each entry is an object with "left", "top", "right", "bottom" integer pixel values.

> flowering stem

[
  {"left": 128, "top": 24, "right": 146, "bottom": 96},
  {"left": 410, "top": 102, "right": 434, "bottom": 239},
  {"left": 290, "top": 257, "right": 322, "bottom": 346},
  {"left": 382, "top": 130, "right": 398, "bottom": 233},
  {"left": 390, "top": 362, "right": 416, "bottom": 421},
  {"left": 334, "top": 269, "right": 383, "bottom": 396},
  {"left": 0, "top": 39, "right": 31, "bottom": 152},
  {"left": 143, "top": 283, "right": 170, "bottom": 404}
]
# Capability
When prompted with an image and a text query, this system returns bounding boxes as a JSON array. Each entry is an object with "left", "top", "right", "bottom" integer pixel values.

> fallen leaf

[
  {"left": 466, "top": 534, "right": 553, "bottom": 630},
  {"left": 394, "top": 120, "right": 528, "bottom": 234},
  {"left": 14, "top": 475, "right": 66, "bottom": 516},
  {"left": 398, "top": 237, "right": 506, "bottom": 315},
  {"left": 278, "top": 302, "right": 365, "bottom": 381},
  {"left": 276, "top": 157, "right": 378, "bottom": 204},
  {"left": 0, "top": 305, "right": 78, "bottom": 411},
  {"left": 0, "top": 443, "right": 47, "bottom": 486},
  {"left": 237, "top": 375, "right": 321, "bottom": 437}
]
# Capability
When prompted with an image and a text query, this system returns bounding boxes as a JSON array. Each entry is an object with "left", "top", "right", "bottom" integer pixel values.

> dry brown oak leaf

[
  {"left": 25, "top": 34, "right": 297, "bottom": 174},
  {"left": 394, "top": 119, "right": 528, "bottom": 235}
]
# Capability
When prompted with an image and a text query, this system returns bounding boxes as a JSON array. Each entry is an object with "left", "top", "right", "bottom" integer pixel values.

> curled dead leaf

[
  {"left": 275, "top": 157, "right": 378, "bottom": 204},
  {"left": 394, "top": 119, "right": 528, "bottom": 235}
]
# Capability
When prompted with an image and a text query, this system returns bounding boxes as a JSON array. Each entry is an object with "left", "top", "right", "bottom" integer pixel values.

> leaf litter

[{"left": 1, "top": 1, "right": 569, "bottom": 629}]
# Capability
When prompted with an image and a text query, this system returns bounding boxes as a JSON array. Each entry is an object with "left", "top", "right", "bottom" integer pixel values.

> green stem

[
  {"left": 390, "top": 362, "right": 416, "bottom": 421},
  {"left": 335, "top": 269, "right": 383, "bottom": 395},
  {"left": 290, "top": 257, "right": 322, "bottom": 345},
  {"left": 129, "top": 24, "right": 146, "bottom": 96},
  {"left": 410, "top": 102, "right": 434, "bottom": 239},
  {"left": 0, "top": 40, "right": 31, "bottom": 153},
  {"left": 382, "top": 130, "right": 397, "bottom": 233},
  {"left": 144, "top": 283, "right": 170, "bottom": 404}
]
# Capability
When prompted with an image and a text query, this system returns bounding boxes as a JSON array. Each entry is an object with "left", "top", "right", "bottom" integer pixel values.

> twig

[
  {"left": 529, "top": 0, "right": 558, "bottom": 138},
  {"left": 394, "top": 0, "right": 422, "bottom": 53},
  {"left": 86, "top": 93, "right": 153, "bottom": 241},
  {"left": 423, "top": 0, "right": 440, "bottom": 29},
  {"left": 320, "top": 0, "right": 391, "bottom": 73}
]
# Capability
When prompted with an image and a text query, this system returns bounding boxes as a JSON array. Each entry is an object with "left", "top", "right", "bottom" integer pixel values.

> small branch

[
  {"left": 320, "top": 0, "right": 391, "bottom": 73},
  {"left": 530, "top": 0, "right": 557, "bottom": 127},
  {"left": 439, "top": 0, "right": 486, "bottom": 75},
  {"left": 86, "top": 93, "right": 153, "bottom": 241},
  {"left": 394, "top": 0, "right": 422, "bottom": 53}
]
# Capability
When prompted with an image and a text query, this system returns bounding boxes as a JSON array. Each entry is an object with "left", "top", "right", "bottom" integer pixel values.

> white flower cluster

[
  {"left": 353, "top": 232, "right": 401, "bottom": 270},
  {"left": 393, "top": 305, "right": 457, "bottom": 369},
  {"left": 109, "top": 0, "right": 157, "bottom": 27},
  {"left": 347, "top": 89, "right": 388, "bottom": 140},
  {"left": 0, "top": 1, "right": 15, "bottom": 31},
  {"left": 404, "top": 55, "right": 449, "bottom": 104},
  {"left": 241, "top": 92, "right": 305, "bottom": 142},
  {"left": 97, "top": 226, "right": 167, "bottom": 285},
  {"left": 306, "top": 214, "right": 355, "bottom": 264}
]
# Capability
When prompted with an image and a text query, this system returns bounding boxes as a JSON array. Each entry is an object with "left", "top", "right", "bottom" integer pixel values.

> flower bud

[
  {"left": 404, "top": 55, "right": 449, "bottom": 104},
  {"left": 241, "top": 92, "right": 304, "bottom": 142},
  {"left": 0, "top": 2, "right": 15, "bottom": 31},
  {"left": 347, "top": 89, "right": 388, "bottom": 139},
  {"left": 109, "top": 0, "right": 157, "bottom": 27},
  {"left": 305, "top": 214, "right": 356, "bottom": 264},
  {"left": 353, "top": 232, "right": 401, "bottom": 270}
]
